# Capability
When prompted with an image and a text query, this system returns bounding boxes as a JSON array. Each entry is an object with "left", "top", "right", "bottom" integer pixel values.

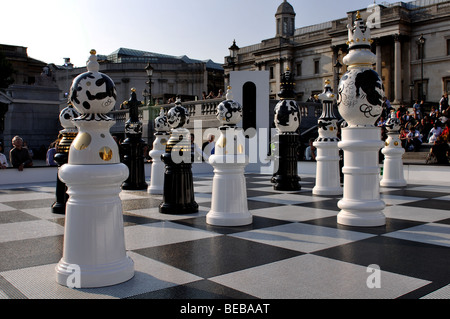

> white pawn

[
  {"left": 380, "top": 110, "right": 407, "bottom": 187},
  {"left": 206, "top": 87, "right": 252, "bottom": 226},
  {"left": 313, "top": 80, "right": 343, "bottom": 196},
  {"left": 148, "top": 108, "right": 170, "bottom": 194},
  {"left": 56, "top": 50, "right": 134, "bottom": 288}
]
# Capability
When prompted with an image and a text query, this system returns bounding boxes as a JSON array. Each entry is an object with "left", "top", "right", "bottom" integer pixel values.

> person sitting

[
  {"left": 0, "top": 143, "right": 8, "bottom": 169},
  {"left": 428, "top": 122, "right": 442, "bottom": 144},
  {"left": 304, "top": 138, "right": 317, "bottom": 161},
  {"left": 9, "top": 136, "right": 33, "bottom": 171},
  {"left": 46, "top": 141, "right": 58, "bottom": 166},
  {"left": 430, "top": 136, "right": 450, "bottom": 165},
  {"left": 405, "top": 126, "right": 422, "bottom": 152}
]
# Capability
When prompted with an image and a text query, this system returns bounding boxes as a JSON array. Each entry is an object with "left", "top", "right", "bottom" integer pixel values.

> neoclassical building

[
  {"left": 223, "top": 0, "right": 450, "bottom": 106},
  {"left": 50, "top": 47, "right": 224, "bottom": 109}
]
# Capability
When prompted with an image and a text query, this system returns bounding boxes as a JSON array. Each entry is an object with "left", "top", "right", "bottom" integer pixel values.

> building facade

[
  {"left": 223, "top": 0, "right": 450, "bottom": 106},
  {"left": 50, "top": 48, "right": 224, "bottom": 109}
]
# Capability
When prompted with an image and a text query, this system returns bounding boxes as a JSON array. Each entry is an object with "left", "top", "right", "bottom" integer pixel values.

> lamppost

[
  {"left": 227, "top": 40, "right": 239, "bottom": 71},
  {"left": 418, "top": 34, "right": 425, "bottom": 102},
  {"left": 145, "top": 63, "right": 154, "bottom": 106},
  {"left": 333, "top": 59, "right": 342, "bottom": 94}
]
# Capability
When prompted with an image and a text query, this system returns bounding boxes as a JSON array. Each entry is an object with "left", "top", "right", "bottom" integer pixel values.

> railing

[{"left": 108, "top": 98, "right": 326, "bottom": 138}]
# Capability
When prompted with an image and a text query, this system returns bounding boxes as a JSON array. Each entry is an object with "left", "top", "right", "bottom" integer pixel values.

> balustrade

[{"left": 108, "top": 98, "right": 324, "bottom": 138}]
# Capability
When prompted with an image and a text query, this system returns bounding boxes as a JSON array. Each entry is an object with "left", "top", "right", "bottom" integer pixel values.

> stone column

[
  {"left": 375, "top": 39, "right": 382, "bottom": 76},
  {"left": 393, "top": 34, "right": 402, "bottom": 104}
]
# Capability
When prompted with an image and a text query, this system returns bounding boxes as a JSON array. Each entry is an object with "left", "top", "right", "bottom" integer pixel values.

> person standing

[
  {"left": 439, "top": 93, "right": 448, "bottom": 114},
  {"left": 202, "top": 134, "right": 215, "bottom": 157},
  {"left": 9, "top": 136, "right": 33, "bottom": 171}
]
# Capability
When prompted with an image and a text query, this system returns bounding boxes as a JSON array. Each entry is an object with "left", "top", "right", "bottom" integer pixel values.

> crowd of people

[{"left": 377, "top": 95, "right": 450, "bottom": 165}]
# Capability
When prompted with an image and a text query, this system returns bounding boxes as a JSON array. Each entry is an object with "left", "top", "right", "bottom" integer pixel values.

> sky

[{"left": 1, "top": 0, "right": 403, "bottom": 67}]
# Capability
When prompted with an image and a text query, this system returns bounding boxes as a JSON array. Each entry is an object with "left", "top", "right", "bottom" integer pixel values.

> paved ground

[{"left": 0, "top": 172, "right": 449, "bottom": 310}]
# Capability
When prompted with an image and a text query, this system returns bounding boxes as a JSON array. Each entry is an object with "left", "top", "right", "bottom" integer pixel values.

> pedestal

[
  {"left": 148, "top": 132, "right": 169, "bottom": 194},
  {"left": 312, "top": 141, "right": 342, "bottom": 195},
  {"left": 159, "top": 128, "right": 198, "bottom": 215},
  {"left": 56, "top": 163, "right": 134, "bottom": 288},
  {"left": 272, "top": 133, "right": 300, "bottom": 191},
  {"left": 337, "top": 127, "right": 386, "bottom": 227},
  {"left": 380, "top": 134, "right": 407, "bottom": 187}
]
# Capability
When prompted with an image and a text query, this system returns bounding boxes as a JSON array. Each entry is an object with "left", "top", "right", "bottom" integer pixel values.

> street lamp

[
  {"left": 145, "top": 63, "right": 154, "bottom": 106},
  {"left": 227, "top": 40, "right": 240, "bottom": 71},
  {"left": 333, "top": 59, "right": 342, "bottom": 93},
  {"left": 417, "top": 34, "right": 425, "bottom": 102}
]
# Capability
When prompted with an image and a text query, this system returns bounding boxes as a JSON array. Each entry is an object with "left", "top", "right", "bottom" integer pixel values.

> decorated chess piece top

[
  {"left": 274, "top": 68, "right": 300, "bottom": 133},
  {"left": 337, "top": 13, "right": 384, "bottom": 127},
  {"left": 317, "top": 80, "right": 339, "bottom": 142},
  {"left": 216, "top": 86, "right": 242, "bottom": 126},
  {"left": 59, "top": 103, "right": 80, "bottom": 133},
  {"left": 67, "top": 50, "right": 120, "bottom": 165},
  {"left": 68, "top": 50, "right": 116, "bottom": 117},
  {"left": 385, "top": 109, "right": 401, "bottom": 132},
  {"left": 154, "top": 108, "right": 170, "bottom": 132},
  {"left": 167, "top": 98, "right": 190, "bottom": 129}
]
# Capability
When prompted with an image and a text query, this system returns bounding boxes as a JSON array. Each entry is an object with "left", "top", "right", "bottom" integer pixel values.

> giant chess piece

[
  {"left": 159, "top": 99, "right": 198, "bottom": 214},
  {"left": 120, "top": 88, "right": 148, "bottom": 190},
  {"left": 337, "top": 13, "right": 386, "bottom": 227},
  {"left": 148, "top": 108, "right": 170, "bottom": 194},
  {"left": 272, "top": 68, "right": 301, "bottom": 191},
  {"left": 312, "top": 80, "right": 343, "bottom": 196},
  {"left": 380, "top": 110, "right": 407, "bottom": 187},
  {"left": 206, "top": 87, "right": 252, "bottom": 226},
  {"left": 52, "top": 104, "right": 79, "bottom": 214},
  {"left": 56, "top": 50, "right": 134, "bottom": 288}
]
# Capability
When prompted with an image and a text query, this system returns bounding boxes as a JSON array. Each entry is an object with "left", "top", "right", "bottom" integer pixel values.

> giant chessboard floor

[{"left": 1, "top": 172, "right": 450, "bottom": 304}]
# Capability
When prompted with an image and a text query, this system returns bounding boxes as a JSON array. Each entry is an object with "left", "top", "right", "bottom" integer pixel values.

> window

[
  {"left": 270, "top": 66, "right": 274, "bottom": 80},
  {"left": 296, "top": 62, "right": 302, "bottom": 76},
  {"left": 447, "top": 39, "right": 450, "bottom": 56},
  {"left": 314, "top": 59, "right": 320, "bottom": 74}
]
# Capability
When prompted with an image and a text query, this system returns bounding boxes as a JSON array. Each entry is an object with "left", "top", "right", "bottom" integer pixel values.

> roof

[
  {"left": 276, "top": 0, "right": 295, "bottom": 16},
  {"left": 105, "top": 47, "right": 223, "bottom": 71}
]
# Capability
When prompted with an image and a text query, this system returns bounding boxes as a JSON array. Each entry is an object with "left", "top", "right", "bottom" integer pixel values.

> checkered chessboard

[{"left": 0, "top": 172, "right": 450, "bottom": 304}]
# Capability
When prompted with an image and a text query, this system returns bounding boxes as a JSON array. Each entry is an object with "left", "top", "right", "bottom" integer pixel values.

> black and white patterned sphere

[
  {"left": 338, "top": 68, "right": 384, "bottom": 126},
  {"left": 167, "top": 105, "right": 189, "bottom": 129},
  {"left": 274, "top": 100, "right": 300, "bottom": 132},
  {"left": 216, "top": 99, "right": 242, "bottom": 125},
  {"left": 59, "top": 105, "right": 80, "bottom": 129},
  {"left": 69, "top": 71, "right": 117, "bottom": 115},
  {"left": 154, "top": 110, "right": 170, "bottom": 132},
  {"left": 385, "top": 111, "right": 400, "bottom": 132}
]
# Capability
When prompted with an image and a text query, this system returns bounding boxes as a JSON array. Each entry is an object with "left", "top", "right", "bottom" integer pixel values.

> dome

[{"left": 276, "top": 0, "right": 295, "bottom": 16}]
